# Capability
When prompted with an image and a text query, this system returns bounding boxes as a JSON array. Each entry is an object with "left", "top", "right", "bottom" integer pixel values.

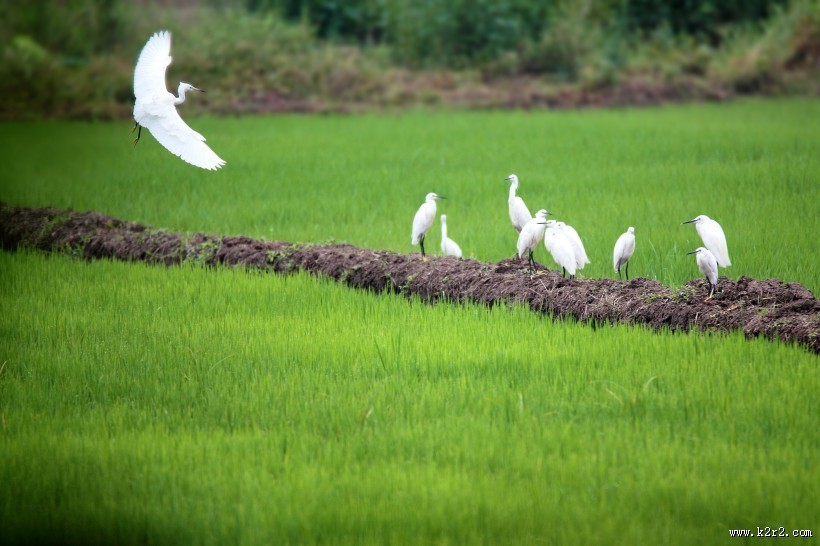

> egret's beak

[
  {"left": 682, "top": 218, "right": 697, "bottom": 224},
  {"left": 546, "top": 211, "right": 553, "bottom": 216},
  {"left": 503, "top": 177, "right": 511, "bottom": 181},
  {"left": 686, "top": 250, "right": 699, "bottom": 255},
  {"left": 192, "top": 86, "right": 204, "bottom": 93},
  {"left": 436, "top": 195, "right": 447, "bottom": 200}
]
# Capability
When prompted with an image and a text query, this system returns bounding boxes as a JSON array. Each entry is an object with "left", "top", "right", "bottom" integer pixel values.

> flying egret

[
  {"left": 132, "top": 30, "right": 226, "bottom": 170},
  {"left": 440, "top": 215, "right": 463, "bottom": 258},
  {"left": 613, "top": 226, "right": 636, "bottom": 280},
  {"left": 412, "top": 193, "right": 446, "bottom": 258},
  {"left": 687, "top": 247, "right": 719, "bottom": 298},
  {"left": 682, "top": 215, "right": 730, "bottom": 268},
  {"left": 544, "top": 220, "right": 577, "bottom": 278},
  {"left": 516, "top": 209, "right": 550, "bottom": 271},
  {"left": 503, "top": 174, "right": 533, "bottom": 233},
  {"left": 556, "top": 221, "right": 590, "bottom": 270}
]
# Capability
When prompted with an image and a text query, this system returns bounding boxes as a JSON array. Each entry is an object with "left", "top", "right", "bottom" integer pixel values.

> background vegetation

[{"left": 0, "top": 0, "right": 818, "bottom": 119}]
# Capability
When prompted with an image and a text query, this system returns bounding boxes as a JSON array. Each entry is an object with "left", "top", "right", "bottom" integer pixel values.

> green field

[{"left": 1, "top": 99, "right": 818, "bottom": 544}]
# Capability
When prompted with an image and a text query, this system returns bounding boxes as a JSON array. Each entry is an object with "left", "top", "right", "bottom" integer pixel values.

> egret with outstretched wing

[{"left": 133, "top": 31, "right": 225, "bottom": 170}]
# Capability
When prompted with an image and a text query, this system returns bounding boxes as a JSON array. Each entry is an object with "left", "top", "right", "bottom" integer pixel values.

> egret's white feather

[
  {"left": 613, "top": 227, "right": 635, "bottom": 273},
  {"left": 133, "top": 31, "right": 225, "bottom": 170},
  {"left": 695, "top": 247, "right": 719, "bottom": 287},
  {"left": 684, "top": 215, "right": 730, "bottom": 268},
  {"left": 516, "top": 220, "right": 545, "bottom": 259},
  {"left": 557, "top": 221, "right": 590, "bottom": 269},
  {"left": 134, "top": 31, "right": 172, "bottom": 101},
  {"left": 696, "top": 217, "right": 731, "bottom": 268},
  {"left": 516, "top": 210, "right": 549, "bottom": 259},
  {"left": 440, "top": 215, "right": 462, "bottom": 258},
  {"left": 689, "top": 247, "right": 719, "bottom": 295},
  {"left": 412, "top": 193, "right": 439, "bottom": 245},
  {"left": 544, "top": 222, "right": 577, "bottom": 276},
  {"left": 505, "top": 175, "right": 532, "bottom": 233}
]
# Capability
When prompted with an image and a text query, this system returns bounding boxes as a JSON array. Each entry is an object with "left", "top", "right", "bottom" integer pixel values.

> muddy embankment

[{"left": 1, "top": 203, "right": 818, "bottom": 353}]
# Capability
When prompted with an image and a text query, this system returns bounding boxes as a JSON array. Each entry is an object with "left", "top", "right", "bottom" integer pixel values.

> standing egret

[
  {"left": 412, "top": 193, "right": 446, "bottom": 258},
  {"left": 682, "top": 215, "right": 730, "bottom": 268},
  {"left": 516, "top": 209, "right": 550, "bottom": 271},
  {"left": 503, "top": 174, "right": 533, "bottom": 233},
  {"left": 613, "top": 226, "right": 636, "bottom": 280},
  {"left": 556, "top": 221, "right": 590, "bottom": 270},
  {"left": 133, "top": 30, "right": 226, "bottom": 170},
  {"left": 544, "top": 220, "right": 577, "bottom": 278},
  {"left": 440, "top": 215, "right": 463, "bottom": 258},
  {"left": 687, "top": 247, "right": 719, "bottom": 298}
]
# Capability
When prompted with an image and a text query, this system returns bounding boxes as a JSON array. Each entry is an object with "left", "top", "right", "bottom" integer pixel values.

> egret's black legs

[
  {"left": 132, "top": 122, "right": 142, "bottom": 147},
  {"left": 625, "top": 262, "right": 630, "bottom": 280},
  {"left": 706, "top": 279, "right": 715, "bottom": 299},
  {"left": 419, "top": 235, "right": 426, "bottom": 257},
  {"left": 617, "top": 267, "right": 622, "bottom": 280},
  {"left": 562, "top": 267, "right": 566, "bottom": 278}
]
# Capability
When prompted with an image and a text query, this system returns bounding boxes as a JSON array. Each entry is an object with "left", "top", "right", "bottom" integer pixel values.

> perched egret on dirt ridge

[
  {"left": 503, "top": 174, "right": 533, "bottom": 233},
  {"left": 544, "top": 221, "right": 577, "bottom": 278},
  {"left": 556, "top": 221, "right": 590, "bottom": 270},
  {"left": 682, "top": 215, "right": 730, "bottom": 267},
  {"left": 613, "top": 226, "right": 636, "bottom": 280},
  {"left": 412, "top": 193, "right": 445, "bottom": 257},
  {"left": 687, "top": 247, "right": 719, "bottom": 298},
  {"left": 440, "top": 215, "right": 462, "bottom": 258},
  {"left": 133, "top": 30, "right": 225, "bottom": 170},
  {"left": 517, "top": 209, "right": 550, "bottom": 271}
]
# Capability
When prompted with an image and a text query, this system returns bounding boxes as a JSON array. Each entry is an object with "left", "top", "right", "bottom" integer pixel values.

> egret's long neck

[
  {"left": 508, "top": 181, "right": 518, "bottom": 200},
  {"left": 441, "top": 222, "right": 447, "bottom": 239},
  {"left": 174, "top": 84, "right": 188, "bottom": 105}
]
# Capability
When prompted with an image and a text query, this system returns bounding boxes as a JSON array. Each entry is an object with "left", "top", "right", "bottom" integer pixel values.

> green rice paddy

[{"left": 0, "top": 98, "right": 818, "bottom": 544}]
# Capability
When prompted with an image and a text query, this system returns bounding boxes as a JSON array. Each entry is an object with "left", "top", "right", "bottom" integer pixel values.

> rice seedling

[{"left": 0, "top": 251, "right": 817, "bottom": 545}]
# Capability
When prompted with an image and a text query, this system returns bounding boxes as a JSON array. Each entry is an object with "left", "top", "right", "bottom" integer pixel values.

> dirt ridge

[{"left": 1, "top": 202, "right": 818, "bottom": 353}]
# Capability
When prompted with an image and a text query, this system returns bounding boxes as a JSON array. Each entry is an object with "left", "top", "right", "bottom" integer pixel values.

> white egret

[
  {"left": 503, "top": 174, "right": 533, "bottom": 233},
  {"left": 556, "top": 221, "right": 590, "bottom": 270},
  {"left": 687, "top": 247, "right": 719, "bottom": 298},
  {"left": 516, "top": 209, "right": 550, "bottom": 271},
  {"left": 440, "top": 215, "right": 463, "bottom": 258},
  {"left": 133, "top": 30, "right": 226, "bottom": 170},
  {"left": 613, "top": 226, "right": 636, "bottom": 280},
  {"left": 682, "top": 215, "right": 730, "bottom": 268},
  {"left": 544, "top": 220, "right": 577, "bottom": 278},
  {"left": 411, "top": 192, "right": 446, "bottom": 258}
]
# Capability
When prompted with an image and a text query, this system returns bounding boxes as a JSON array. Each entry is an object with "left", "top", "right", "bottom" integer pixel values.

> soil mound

[{"left": 2, "top": 202, "right": 818, "bottom": 353}]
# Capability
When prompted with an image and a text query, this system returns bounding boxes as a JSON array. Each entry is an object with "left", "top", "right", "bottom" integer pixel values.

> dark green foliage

[
  {"left": 384, "top": 0, "right": 550, "bottom": 68},
  {"left": 246, "top": 0, "right": 794, "bottom": 66},
  {"left": 617, "top": 0, "right": 789, "bottom": 39},
  {"left": 0, "top": 0, "right": 131, "bottom": 58},
  {"left": 248, "top": 0, "right": 390, "bottom": 43}
]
